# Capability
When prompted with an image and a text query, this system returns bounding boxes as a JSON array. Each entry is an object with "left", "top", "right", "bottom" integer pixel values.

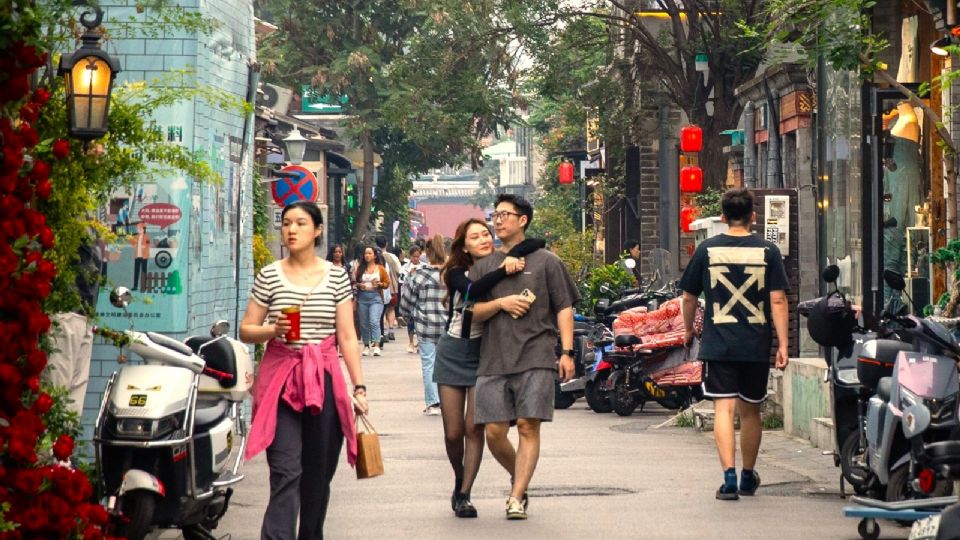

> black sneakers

[
  {"left": 716, "top": 483, "right": 739, "bottom": 500},
  {"left": 454, "top": 494, "right": 478, "bottom": 518},
  {"left": 739, "top": 470, "right": 761, "bottom": 496}
]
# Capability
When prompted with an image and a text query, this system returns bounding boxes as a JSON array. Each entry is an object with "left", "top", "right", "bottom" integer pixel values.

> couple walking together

[{"left": 402, "top": 194, "right": 579, "bottom": 520}]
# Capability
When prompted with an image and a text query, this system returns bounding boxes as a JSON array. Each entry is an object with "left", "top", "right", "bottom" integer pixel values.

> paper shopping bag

[{"left": 355, "top": 413, "right": 384, "bottom": 479}]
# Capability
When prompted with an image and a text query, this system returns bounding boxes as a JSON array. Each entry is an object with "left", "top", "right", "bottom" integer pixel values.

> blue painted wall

[{"left": 82, "top": 0, "right": 255, "bottom": 440}]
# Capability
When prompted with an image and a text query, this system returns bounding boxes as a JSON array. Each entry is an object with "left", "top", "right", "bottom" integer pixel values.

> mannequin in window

[{"left": 883, "top": 101, "right": 923, "bottom": 306}]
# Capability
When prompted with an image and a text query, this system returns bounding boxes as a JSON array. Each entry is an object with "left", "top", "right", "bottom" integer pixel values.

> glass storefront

[{"left": 818, "top": 66, "right": 864, "bottom": 304}]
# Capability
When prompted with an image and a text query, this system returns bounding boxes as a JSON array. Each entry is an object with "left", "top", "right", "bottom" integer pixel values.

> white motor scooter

[{"left": 94, "top": 287, "right": 254, "bottom": 540}]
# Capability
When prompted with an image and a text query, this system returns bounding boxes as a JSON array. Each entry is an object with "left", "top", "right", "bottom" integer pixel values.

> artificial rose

[
  {"left": 0, "top": 362, "right": 21, "bottom": 386},
  {"left": 52, "top": 138, "right": 70, "bottom": 159},
  {"left": 12, "top": 42, "right": 45, "bottom": 68},
  {"left": 26, "top": 375, "right": 39, "bottom": 392},
  {"left": 32, "top": 392, "right": 53, "bottom": 414},
  {"left": 83, "top": 525, "right": 105, "bottom": 540},
  {"left": 32, "top": 87, "right": 50, "bottom": 105},
  {"left": 35, "top": 178, "right": 51, "bottom": 199},
  {"left": 24, "top": 348, "right": 48, "bottom": 375},
  {"left": 52, "top": 434, "right": 75, "bottom": 461},
  {"left": 19, "top": 102, "right": 39, "bottom": 123},
  {"left": 18, "top": 122, "right": 38, "bottom": 148},
  {"left": 2, "top": 144, "right": 23, "bottom": 174},
  {"left": 29, "top": 159, "right": 49, "bottom": 181},
  {"left": 22, "top": 207, "right": 46, "bottom": 232},
  {"left": 85, "top": 503, "right": 109, "bottom": 526},
  {"left": 11, "top": 410, "right": 44, "bottom": 438},
  {"left": 38, "top": 227, "right": 54, "bottom": 249},
  {"left": 10, "top": 468, "right": 42, "bottom": 494},
  {"left": 62, "top": 467, "right": 94, "bottom": 502},
  {"left": 16, "top": 507, "right": 48, "bottom": 531}
]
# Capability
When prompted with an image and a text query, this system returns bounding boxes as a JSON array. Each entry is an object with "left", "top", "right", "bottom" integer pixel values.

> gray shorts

[{"left": 474, "top": 368, "right": 555, "bottom": 424}]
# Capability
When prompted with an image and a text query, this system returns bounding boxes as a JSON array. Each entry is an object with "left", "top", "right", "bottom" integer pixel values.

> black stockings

[{"left": 438, "top": 385, "right": 484, "bottom": 495}]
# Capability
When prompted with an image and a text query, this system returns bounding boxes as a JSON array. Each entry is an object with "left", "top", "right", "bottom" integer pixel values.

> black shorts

[{"left": 702, "top": 361, "right": 770, "bottom": 403}]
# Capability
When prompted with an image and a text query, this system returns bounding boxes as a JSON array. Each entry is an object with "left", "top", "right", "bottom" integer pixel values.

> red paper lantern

[
  {"left": 680, "top": 166, "right": 703, "bottom": 193},
  {"left": 680, "top": 125, "right": 703, "bottom": 153},
  {"left": 558, "top": 161, "right": 575, "bottom": 184},
  {"left": 680, "top": 206, "right": 698, "bottom": 233}
]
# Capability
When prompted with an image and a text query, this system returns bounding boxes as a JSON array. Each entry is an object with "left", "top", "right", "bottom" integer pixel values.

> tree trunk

[
  {"left": 699, "top": 128, "right": 729, "bottom": 190},
  {"left": 350, "top": 129, "right": 376, "bottom": 248}
]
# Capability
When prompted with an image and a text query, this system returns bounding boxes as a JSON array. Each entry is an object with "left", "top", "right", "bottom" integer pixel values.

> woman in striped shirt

[{"left": 240, "top": 201, "right": 368, "bottom": 540}]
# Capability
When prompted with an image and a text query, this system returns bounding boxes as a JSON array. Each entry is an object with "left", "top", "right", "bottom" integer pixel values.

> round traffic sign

[{"left": 272, "top": 165, "right": 319, "bottom": 206}]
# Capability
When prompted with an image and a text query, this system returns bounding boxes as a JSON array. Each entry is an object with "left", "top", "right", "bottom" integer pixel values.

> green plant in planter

[
  {"left": 583, "top": 261, "right": 634, "bottom": 310},
  {"left": 931, "top": 239, "right": 960, "bottom": 317},
  {"left": 693, "top": 187, "right": 724, "bottom": 218}
]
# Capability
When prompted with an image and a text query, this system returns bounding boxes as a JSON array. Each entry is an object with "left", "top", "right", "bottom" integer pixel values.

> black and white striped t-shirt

[{"left": 250, "top": 261, "right": 353, "bottom": 345}]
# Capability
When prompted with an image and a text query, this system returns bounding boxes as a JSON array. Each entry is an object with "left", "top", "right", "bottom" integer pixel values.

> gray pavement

[{"left": 198, "top": 330, "right": 909, "bottom": 539}]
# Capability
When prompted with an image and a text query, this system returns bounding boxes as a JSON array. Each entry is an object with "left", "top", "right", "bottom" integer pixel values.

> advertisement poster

[{"left": 95, "top": 103, "right": 194, "bottom": 332}]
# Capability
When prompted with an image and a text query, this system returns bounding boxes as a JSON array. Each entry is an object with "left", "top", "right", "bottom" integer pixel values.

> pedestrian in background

[
  {"left": 354, "top": 246, "right": 390, "bottom": 356},
  {"left": 402, "top": 245, "right": 423, "bottom": 354},
  {"left": 399, "top": 234, "right": 447, "bottom": 416},
  {"left": 679, "top": 187, "right": 790, "bottom": 501},
  {"left": 471, "top": 194, "right": 580, "bottom": 520},
  {"left": 621, "top": 239, "right": 643, "bottom": 286},
  {"left": 376, "top": 235, "right": 402, "bottom": 339},
  {"left": 239, "top": 201, "right": 368, "bottom": 539},
  {"left": 436, "top": 217, "right": 543, "bottom": 518}
]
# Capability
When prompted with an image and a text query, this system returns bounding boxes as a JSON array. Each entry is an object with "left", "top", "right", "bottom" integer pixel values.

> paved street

[{"left": 205, "top": 330, "right": 909, "bottom": 540}]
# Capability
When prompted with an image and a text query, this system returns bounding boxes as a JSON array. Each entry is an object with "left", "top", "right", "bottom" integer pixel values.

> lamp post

[
  {"left": 58, "top": 2, "right": 121, "bottom": 141},
  {"left": 283, "top": 126, "right": 307, "bottom": 165}
]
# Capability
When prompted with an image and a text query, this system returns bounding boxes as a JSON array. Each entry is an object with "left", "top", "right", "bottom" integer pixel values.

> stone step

[{"left": 810, "top": 417, "right": 835, "bottom": 451}]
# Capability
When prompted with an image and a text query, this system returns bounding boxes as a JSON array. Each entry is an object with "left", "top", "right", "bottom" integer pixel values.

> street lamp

[
  {"left": 283, "top": 127, "right": 307, "bottom": 165},
  {"left": 58, "top": 3, "right": 121, "bottom": 141}
]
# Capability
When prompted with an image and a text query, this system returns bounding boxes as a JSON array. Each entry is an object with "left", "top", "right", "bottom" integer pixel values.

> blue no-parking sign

[{"left": 271, "top": 165, "right": 319, "bottom": 207}]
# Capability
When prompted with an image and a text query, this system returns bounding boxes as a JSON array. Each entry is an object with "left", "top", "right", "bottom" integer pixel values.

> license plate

[
  {"left": 910, "top": 515, "right": 940, "bottom": 540},
  {"left": 129, "top": 394, "right": 147, "bottom": 407}
]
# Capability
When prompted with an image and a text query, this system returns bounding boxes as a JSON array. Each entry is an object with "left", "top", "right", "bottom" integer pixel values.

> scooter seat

[
  {"left": 185, "top": 336, "right": 238, "bottom": 389},
  {"left": 615, "top": 335, "right": 642, "bottom": 347},
  {"left": 877, "top": 376, "right": 893, "bottom": 402}
]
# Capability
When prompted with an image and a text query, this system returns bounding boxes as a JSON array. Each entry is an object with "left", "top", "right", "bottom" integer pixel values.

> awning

[
  {"left": 343, "top": 148, "right": 382, "bottom": 168},
  {"left": 327, "top": 151, "right": 353, "bottom": 170}
]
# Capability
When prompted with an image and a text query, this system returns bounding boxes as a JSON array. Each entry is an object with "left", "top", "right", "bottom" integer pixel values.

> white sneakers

[
  {"left": 372, "top": 345, "right": 382, "bottom": 356},
  {"left": 362, "top": 346, "right": 370, "bottom": 357}
]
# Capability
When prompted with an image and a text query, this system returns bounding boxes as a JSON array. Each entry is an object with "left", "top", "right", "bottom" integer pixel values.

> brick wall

[{"left": 82, "top": 0, "right": 255, "bottom": 439}]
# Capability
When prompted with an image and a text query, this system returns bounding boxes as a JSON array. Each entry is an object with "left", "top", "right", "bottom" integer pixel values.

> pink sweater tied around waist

[{"left": 245, "top": 336, "right": 357, "bottom": 465}]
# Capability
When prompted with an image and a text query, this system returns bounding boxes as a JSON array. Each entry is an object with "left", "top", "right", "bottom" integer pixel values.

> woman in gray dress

[{"left": 436, "top": 218, "right": 543, "bottom": 517}]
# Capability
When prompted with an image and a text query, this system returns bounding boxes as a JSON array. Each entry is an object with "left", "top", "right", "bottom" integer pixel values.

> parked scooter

[
  {"left": 554, "top": 317, "right": 600, "bottom": 409},
  {"left": 864, "top": 271, "right": 958, "bottom": 501},
  {"left": 800, "top": 265, "right": 912, "bottom": 497},
  {"left": 95, "top": 287, "right": 254, "bottom": 540}
]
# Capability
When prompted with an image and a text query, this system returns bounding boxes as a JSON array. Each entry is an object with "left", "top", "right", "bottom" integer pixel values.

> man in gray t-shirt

[{"left": 471, "top": 194, "right": 580, "bottom": 520}]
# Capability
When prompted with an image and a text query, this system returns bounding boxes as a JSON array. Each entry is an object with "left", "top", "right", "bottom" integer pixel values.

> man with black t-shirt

[{"left": 679, "top": 188, "right": 790, "bottom": 501}]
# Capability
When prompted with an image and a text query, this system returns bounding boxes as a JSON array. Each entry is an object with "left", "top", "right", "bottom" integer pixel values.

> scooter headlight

[
  {"left": 926, "top": 395, "right": 957, "bottom": 425},
  {"left": 113, "top": 412, "right": 183, "bottom": 439},
  {"left": 115, "top": 418, "right": 155, "bottom": 439},
  {"left": 900, "top": 387, "right": 921, "bottom": 408}
]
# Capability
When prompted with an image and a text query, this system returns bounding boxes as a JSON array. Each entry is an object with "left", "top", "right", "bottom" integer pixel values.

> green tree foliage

[{"left": 256, "top": 0, "right": 525, "bottom": 246}]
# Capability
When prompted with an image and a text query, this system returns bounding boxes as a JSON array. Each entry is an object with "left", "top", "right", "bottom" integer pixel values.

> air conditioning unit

[{"left": 258, "top": 83, "right": 293, "bottom": 114}]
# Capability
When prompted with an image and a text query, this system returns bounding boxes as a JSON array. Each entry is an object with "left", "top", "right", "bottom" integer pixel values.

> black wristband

[
  {"left": 561, "top": 349, "right": 575, "bottom": 357},
  {"left": 353, "top": 384, "right": 367, "bottom": 393}
]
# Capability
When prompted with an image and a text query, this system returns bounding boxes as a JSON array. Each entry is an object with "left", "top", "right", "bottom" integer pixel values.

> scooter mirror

[
  {"left": 623, "top": 258, "right": 637, "bottom": 270},
  {"left": 822, "top": 265, "right": 840, "bottom": 284},
  {"left": 902, "top": 404, "right": 932, "bottom": 440},
  {"left": 211, "top": 320, "right": 230, "bottom": 337},
  {"left": 109, "top": 287, "right": 133, "bottom": 309},
  {"left": 883, "top": 269, "right": 907, "bottom": 292}
]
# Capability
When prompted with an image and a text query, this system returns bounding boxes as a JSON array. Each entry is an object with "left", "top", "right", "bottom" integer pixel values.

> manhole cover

[{"left": 525, "top": 485, "right": 637, "bottom": 497}]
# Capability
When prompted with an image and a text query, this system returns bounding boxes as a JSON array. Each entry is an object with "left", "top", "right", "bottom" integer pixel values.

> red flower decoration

[
  {"left": 32, "top": 392, "right": 53, "bottom": 414},
  {"left": 18, "top": 123, "right": 38, "bottom": 148},
  {"left": 32, "top": 87, "right": 50, "bottom": 105},
  {"left": 29, "top": 159, "right": 50, "bottom": 182},
  {"left": 52, "top": 434, "right": 75, "bottom": 461},
  {"left": 51, "top": 139, "right": 70, "bottom": 159},
  {"left": 35, "top": 179, "right": 51, "bottom": 199},
  {"left": 19, "top": 103, "right": 39, "bottom": 123},
  {"left": 26, "top": 376, "right": 39, "bottom": 392}
]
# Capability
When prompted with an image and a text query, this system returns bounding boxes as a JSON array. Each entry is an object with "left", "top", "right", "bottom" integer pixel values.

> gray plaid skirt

[{"left": 433, "top": 334, "right": 481, "bottom": 387}]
